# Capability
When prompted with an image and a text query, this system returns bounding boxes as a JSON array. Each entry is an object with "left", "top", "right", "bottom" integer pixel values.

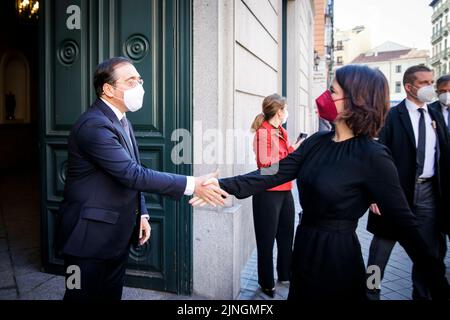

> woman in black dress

[{"left": 190, "top": 65, "right": 450, "bottom": 300}]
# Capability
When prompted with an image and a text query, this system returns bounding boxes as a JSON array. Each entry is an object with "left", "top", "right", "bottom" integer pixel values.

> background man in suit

[
  {"left": 366, "top": 65, "right": 448, "bottom": 300},
  {"left": 429, "top": 75, "right": 450, "bottom": 251},
  {"left": 57, "top": 57, "right": 228, "bottom": 300}
]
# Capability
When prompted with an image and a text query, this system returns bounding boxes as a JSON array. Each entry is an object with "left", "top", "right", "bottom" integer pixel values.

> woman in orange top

[{"left": 250, "top": 94, "right": 301, "bottom": 297}]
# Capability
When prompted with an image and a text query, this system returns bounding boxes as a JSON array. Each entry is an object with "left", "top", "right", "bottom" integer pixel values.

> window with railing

[
  {"left": 336, "top": 40, "right": 343, "bottom": 51},
  {"left": 337, "top": 56, "right": 343, "bottom": 66}
]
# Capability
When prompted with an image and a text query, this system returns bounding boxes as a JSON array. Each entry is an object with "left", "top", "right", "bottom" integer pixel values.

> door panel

[{"left": 40, "top": 0, "right": 192, "bottom": 294}]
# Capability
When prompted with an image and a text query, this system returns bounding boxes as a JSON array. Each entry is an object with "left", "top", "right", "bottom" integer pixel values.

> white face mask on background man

[{"left": 439, "top": 92, "right": 450, "bottom": 106}]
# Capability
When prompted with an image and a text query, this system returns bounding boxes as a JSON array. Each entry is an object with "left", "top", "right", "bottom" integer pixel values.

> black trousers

[
  {"left": 252, "top": 190, "right": 295, "bottom": 289},
  {"left": 63, "top": 249, "right": 129, "bottom": 301},
  {"left": 367, "top": 180, "right": 445, "bottom": 300}
]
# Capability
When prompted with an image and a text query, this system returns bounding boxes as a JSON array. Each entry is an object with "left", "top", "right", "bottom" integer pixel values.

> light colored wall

[
  {"left": 193, "top": 0, "right": 282, "bottom": 299},
  {"left": 235, "top": 0, "right": 280, "bottom": 143},
  {"left": 193, "top": 0, "right": 315, "bottom": 299},
  {"left": 286, "top": 0, "right": 316, "bottom": 137},
  {"left": 334, "top": 27, "right": 371, "bottom": 66},
  {"left": 233, "top": 0, "right": 283, "bottom": 294},
  {"left": 193, "top": 0, "right": 243, "bottom": 300}
]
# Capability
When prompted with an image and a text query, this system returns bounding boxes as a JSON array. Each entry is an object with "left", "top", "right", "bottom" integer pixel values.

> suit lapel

[
  {"left": 429, "top": 101, "right": 450, "bottom": 144},
  {"left": 94, "top": 99, "right": 135, "bottom": 157},
  {"left": 398, "top": 101, "right": 417, "bottom": 149}
]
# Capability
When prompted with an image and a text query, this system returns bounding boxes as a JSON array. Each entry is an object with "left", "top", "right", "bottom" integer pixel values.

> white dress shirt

[
  {"left": 405, "top": 99, "right": 437, "bottom": 179},
  {"left": 100, "top": 99, "right": 196, "bottom": 219}
]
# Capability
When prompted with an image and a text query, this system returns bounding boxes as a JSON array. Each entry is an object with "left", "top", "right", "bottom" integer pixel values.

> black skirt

[{"left": 288, "top": 219, "right": 367, "bottom": 300}]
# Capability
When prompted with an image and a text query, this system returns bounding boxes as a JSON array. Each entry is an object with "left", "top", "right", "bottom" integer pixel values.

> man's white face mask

[
  {"left": 439, "top": 92, "right": 450, "bottom": 106},
  {"left": 114, "top": 84, "right": 145, "bottom": 112},
  {"left": 413, "top": 85, "right": 435, "bottom": 103}
]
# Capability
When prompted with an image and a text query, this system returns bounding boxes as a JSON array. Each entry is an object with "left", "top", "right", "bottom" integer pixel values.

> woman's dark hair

[
  {"left": 335, "top": 64, "right": 390, "bottom": 138},
  {"left": 93, "top": 57, "right": 132, "bottom": 98},
  {"left": 251, "top": 94, "right": 286, "bottom": 132}
]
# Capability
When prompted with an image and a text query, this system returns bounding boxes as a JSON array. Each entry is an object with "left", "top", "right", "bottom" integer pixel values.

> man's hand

[
  {"left": 139, "top": 217, "right": 151, "bottom": 246},
  {"left": 189, "top": 177, "right": 222, "bottom": 207},
  {"left": 370, "top": 203, "right": 381, "bottom": 216},
  {"left": 190, "top": 170, "right": 228, "bottom": 207}
]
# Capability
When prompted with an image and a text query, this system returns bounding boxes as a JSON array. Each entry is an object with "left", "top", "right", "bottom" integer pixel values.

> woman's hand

[
  {"left": 193, "top": 171, "right": 229, "bottom": 207},
  {"left": 292, "top": 138, "right": 304, "bottom": 151}
]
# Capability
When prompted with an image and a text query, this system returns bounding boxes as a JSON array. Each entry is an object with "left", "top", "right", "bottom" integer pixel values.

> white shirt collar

[
  {"left": 101, "top": 98, "right": 126, "bottom": 121},
  {"left": 405, "top": 98, "right": 428, "bottom": 113}
]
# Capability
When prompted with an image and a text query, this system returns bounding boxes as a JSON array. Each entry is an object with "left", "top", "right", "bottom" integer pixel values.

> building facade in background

[
  {"left": 351, "top": 42, "right": 429, "bottom": 106},
  {"left": 312, "top": 0, "right": 334, "bottom": 109},
  {"left": 430, "top": 0, "right": 450, "bottom": 76},
  {"left": 333, "top": 25, "right": 371, "bottom": 70}
]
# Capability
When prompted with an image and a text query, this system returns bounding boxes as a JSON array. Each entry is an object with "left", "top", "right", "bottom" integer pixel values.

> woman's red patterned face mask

[{"left": 315, "top": 90, "right": 346, "bottom": 122}]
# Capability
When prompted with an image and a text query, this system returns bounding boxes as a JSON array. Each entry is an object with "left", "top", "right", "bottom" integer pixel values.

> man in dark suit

[
  {"left": 57, "top": 57, "right": 228, "bottom": 300},
  {"left": 366, "top": 65, "right": 448, "bottom": 300},
  {"left": 429, "top": 75, "right": 450, "bottom": 253}
]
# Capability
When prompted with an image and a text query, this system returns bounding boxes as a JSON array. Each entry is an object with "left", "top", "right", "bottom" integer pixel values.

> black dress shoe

[{"left": 261, "top": 287, "right": 275, "bottom": 298}]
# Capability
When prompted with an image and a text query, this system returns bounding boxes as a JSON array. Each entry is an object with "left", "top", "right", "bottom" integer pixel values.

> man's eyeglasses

[{"left": 114, "top": 78, "right": 144, "bottom": 88}]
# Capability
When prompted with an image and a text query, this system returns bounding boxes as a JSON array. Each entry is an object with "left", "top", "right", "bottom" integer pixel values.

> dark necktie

[
  {"left": 120, "top": 117, "right": 133, "bottom": 150},
  {"left": 416, "top": 108, "right": 426, "bottom": 177},
  {"left": 447, "top": 108, "right": 450, "bottom": 133}
]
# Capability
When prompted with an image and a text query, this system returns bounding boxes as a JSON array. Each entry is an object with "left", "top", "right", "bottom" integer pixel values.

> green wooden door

[{"left": 39, "top": 0, "right": 192, "bottom": 294}]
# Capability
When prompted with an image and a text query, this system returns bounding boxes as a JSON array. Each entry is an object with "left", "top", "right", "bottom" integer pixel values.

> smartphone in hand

[{"left": 296, "top": 132, "right": 308, "bottom": 144}]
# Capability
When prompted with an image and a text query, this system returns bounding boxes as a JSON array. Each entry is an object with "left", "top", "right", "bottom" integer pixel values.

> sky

[{"left": 334, "top": 0, "right": 433, "bottom": 51}]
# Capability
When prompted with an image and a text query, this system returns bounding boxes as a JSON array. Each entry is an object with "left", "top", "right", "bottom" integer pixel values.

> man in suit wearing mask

[
  {"left": 57, "top": 57, "right": 228, "bottom": 300},
  {"left": 366, "top": 65, "right": 448, "bottom": 300},
  {"left": 429, "top": 75, "right": 450, "bottom": 249}
]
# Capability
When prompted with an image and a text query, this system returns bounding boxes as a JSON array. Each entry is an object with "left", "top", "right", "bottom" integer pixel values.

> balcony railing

[
  {"left": 431, "top": 51, "right": 443, "bottom": 65},
  {"left": 432, "top": 28, "right": 444, "bottom": 44}
]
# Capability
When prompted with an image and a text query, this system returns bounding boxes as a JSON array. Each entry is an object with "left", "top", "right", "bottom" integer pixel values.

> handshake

[{"left": 190, "top": 170, "right": 229, "bottom": 207}]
